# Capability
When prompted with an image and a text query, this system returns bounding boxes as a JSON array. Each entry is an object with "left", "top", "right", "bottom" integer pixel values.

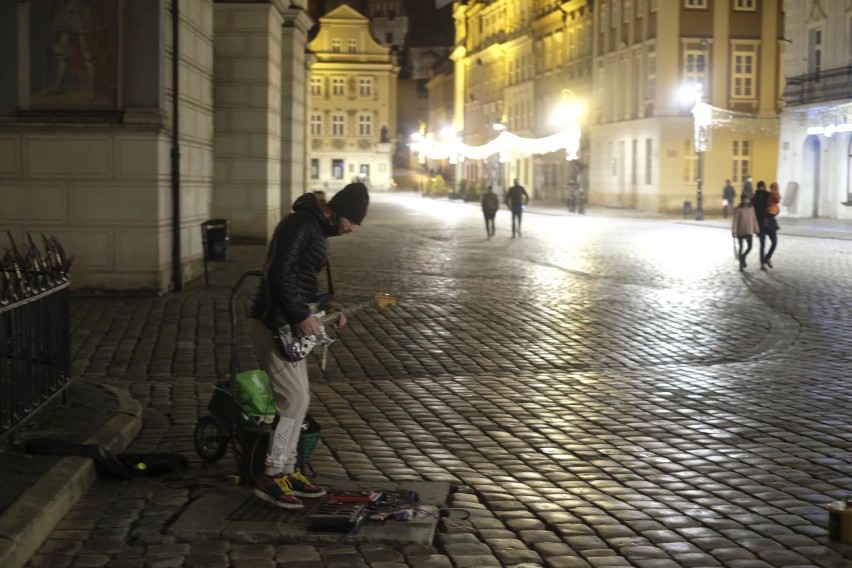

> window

[
  {"left": 310, "top": 77, "right": 322, "bottom": 96},
  {"left": 685, "top": 0, "right": 707, "bottom": 8},
  {"left": 332, "top": 159, "right": 344, "bottom": 180},
  {"left": 332, "top": 39, "right": 341, "bottom": 53},
  {"left": 332, "top": 114, "right": 345, "bottom": 136},
  {"left": 683, "top": 139, "right": 697, "bottom": 183},
  {"left": 631, "top": 139, "right": 638, "bottom": 184},
  {"left": 684, "top": 47, "right": 707, "bottom": 88},
  {"left": 646, "top": 51, "right": 656, "bottom": 101},
  {"left": 332, "top": 77, "right": 345, "bottom": 96},
  {"left": 359, "top": 77, "right": 373, "bottom": 97},
  {"left": 731, "top": 49, "right": 755, "bottom": 98},
  {"left": 359, "top": 164, "right": 370, "bottom": 178},
  {"left": 386, "top": 32, "right": 393, "bottom": 44},
  {"left": 348, "top": 39, "right": 357, "bottom": 53},
  {"left": 808, "top": 28, "right": 823, "bottom": 77},
  {"left": 358, "top": 113, "right": 372, "bottom": 136},
  {"left": 732, "top": 140, "right": 751, "bottom": 183},
  {"left": 623, "top": 0, "right": 633, "bottom": 23},
  {"left": 734, "top": 0, "right": 756, "bottom": 10},
  {"left": 310, "top": 159, "right": 319, "bottom": 180},
  {"left": 310, "top": 113, "right": 322, "bottom": 136},
  {"left": 645, "top": 138, "right": 652, "bottom": 184}
]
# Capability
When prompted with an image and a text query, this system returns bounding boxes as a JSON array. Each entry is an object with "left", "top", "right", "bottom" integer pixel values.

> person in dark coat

[
  {"left": 722, "top": 179, "right": 735, "bottom": 219},
  {"left": 481, "top": 185, "right": 499, "bottom": 238},
  {"left": 504, "top": 179, "right": 529, "bottom": 238},
  {"left": 742, "top": 176, "right": 754, "bottom": 201},
  {"left": 248, "top": 182, "right": 369, "bottom": 509},
  {"left": 750, "top": 180, "right": 778, "bottom": 270}
]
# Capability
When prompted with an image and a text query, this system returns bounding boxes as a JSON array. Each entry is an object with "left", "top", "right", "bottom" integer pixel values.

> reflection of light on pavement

[{"left": 397, "top": 195, "right": 473, "bottom": 222}]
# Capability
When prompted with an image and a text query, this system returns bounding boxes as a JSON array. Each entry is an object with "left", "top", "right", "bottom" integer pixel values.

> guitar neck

[{"left": 320, "top": 301, "right": 371, "bottom": 324}]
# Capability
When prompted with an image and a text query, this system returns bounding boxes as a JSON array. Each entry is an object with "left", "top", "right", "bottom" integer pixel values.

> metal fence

[{"left": 0, "top": 232, "right": 73, "bottom": 439}]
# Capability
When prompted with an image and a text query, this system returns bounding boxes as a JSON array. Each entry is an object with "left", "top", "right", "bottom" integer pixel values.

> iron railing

[
  {"left": 0, "top": 232, "right": 72, "bottom": 438},
  {"left": 783, "top": 66, "right": 852, "bottom": 106}
]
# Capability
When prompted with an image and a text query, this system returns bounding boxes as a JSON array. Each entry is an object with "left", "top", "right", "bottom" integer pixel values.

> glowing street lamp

[{"left": 679, "top": 81, "right": 711, "bottom": 220}]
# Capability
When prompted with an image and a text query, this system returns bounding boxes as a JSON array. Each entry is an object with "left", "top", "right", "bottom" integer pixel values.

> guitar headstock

[{"left": 373, "top": 293, "right": 397, "bottom": 309}]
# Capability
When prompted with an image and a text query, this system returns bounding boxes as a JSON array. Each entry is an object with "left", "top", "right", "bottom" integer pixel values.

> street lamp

[
  {"left": 680, "top": 82, "right": 711, "bottom": 221},
  {"left": 693, "top": 85, "right": 712, "bottom": 221}
]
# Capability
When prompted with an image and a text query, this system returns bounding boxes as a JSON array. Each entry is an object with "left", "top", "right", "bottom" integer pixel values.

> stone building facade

[
  {"left": 776, "top": 0, "right": 852, "bottom": 219},
  {"left": 0, "top": 0, "right": 312, "bottom": 292}
]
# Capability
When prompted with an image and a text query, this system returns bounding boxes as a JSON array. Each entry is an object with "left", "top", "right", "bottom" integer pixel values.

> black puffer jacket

[{"left": 250, "top": 193, "right": 337, "bottom": 330}]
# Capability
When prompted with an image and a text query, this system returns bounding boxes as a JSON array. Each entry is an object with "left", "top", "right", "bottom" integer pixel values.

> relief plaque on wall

[{"left": 24, "top": 0, "right": 120, "bottom": 111}]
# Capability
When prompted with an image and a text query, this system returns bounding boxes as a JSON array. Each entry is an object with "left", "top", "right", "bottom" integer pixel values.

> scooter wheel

[{"left": 194, "top": 415, "right": 230, "bottom": 462}]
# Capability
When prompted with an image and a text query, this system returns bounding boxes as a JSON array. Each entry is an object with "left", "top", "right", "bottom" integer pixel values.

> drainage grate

[
  {"left": 227, "top": 491, "right": 417, "bottom": 527},
  {"left": 226, "top": 495, "right": 363, "bottom": 523}
]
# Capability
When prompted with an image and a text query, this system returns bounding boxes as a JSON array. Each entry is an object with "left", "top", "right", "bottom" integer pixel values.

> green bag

[{"left": 234, "top": 370, "right": 276, "bottom": 417}]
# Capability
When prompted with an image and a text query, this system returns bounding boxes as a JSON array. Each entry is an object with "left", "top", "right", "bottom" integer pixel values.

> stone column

[
  {"left": 279, "top": 8, "right": 314, "bottom": 216},
  {"left": 212, "top": 3, "right": 283, "bottom": 242}
]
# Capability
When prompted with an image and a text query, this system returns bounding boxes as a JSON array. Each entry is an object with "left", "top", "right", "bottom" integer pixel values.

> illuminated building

[
  {"left": 448, "top": 1, "right": 784, "bottom": 213},
  {"left": 777, "top": 1, "right": 852, "bottom": 219},
  {"left": 450, "top": 0, "right": 593, "bottom": 199},
  {"left": 592, "top": 0, "right": 782, "bottom": 213},
  {"left": 307, "top": 5, "right": 400, "bottom": 192}
]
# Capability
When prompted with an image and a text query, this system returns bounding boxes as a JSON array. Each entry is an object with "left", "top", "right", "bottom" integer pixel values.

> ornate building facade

[{"left": 307, "top": 5, "right": 399, "bottom": 192}]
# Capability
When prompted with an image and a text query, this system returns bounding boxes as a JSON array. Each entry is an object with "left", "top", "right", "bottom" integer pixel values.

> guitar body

[{"left": 273, "top": 293, "right": 396, "bottom": 363}]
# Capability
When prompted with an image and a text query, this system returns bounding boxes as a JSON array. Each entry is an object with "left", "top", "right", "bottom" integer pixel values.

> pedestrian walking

[
  {"left": 247, "top": 182, "right": 369, "bottom": 509},
  {"left": 751, "top": 180, "right": 779, "bottom": 269},
  {"left": 731, "top": 194, "right": 761, "bottom": 271},
  {"left": 481, "top": 185, "right": 499, "bottom": 238},
  {"left": 722, "top": 179, "right": 735, "bottom": 219},
  {"left": 504, "top": 178, "right": 529, "bottom": 238},
  {"left": 741, "top": 176, "right": 754, "bottom": 201}
]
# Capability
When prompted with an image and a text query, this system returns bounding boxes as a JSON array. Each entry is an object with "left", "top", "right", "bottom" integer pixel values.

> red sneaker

[
  {"left": 253, "top": 474, "right": 304, "bottom": 509},
  {"left": 286, "top": 470, "right": 327, "bottom": 498}
]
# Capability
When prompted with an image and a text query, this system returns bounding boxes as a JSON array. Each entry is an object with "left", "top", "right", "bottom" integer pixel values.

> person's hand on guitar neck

[{"left": 326, "top": 300, "right": 348, "bottom": 330}]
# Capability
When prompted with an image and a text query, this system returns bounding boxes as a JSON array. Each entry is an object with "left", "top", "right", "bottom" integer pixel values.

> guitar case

[{"left": 25, "top": 438, "right": 188, "bottom": 480}]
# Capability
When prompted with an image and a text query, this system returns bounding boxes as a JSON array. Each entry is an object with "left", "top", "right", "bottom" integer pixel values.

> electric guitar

[{"left": 274, "top": 293, "right": 397, "bottom": 363}]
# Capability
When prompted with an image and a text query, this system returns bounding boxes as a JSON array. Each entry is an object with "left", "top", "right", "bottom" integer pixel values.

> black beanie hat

[{"left": 328, "top": 182, "right": 369, "bottom": 224}]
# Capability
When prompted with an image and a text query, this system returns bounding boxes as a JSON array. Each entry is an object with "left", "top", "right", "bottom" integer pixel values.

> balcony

[{"left": 784, "top": 66, "right": 852, "bottom": 106}]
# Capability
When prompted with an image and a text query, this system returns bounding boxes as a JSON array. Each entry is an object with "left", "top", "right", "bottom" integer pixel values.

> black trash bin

[
  {"left": 202, "top": 219, "right": 229, "bottom": 261},
  {"left": 201, "top": 219, "right": 229, "bottom": 287}
]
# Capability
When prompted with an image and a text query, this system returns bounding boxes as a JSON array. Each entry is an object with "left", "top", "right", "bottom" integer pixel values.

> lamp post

[{"left": 691, "top": 83, "right": 711, "bottom": 221}]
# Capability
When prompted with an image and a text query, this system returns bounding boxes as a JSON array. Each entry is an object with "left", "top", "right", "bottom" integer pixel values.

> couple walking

[
  {"left": 481, "top": 180, "right": 529, "bottom": 238},
  {"left": 731, "top": 180, "right": 781, "bottom": 271}
]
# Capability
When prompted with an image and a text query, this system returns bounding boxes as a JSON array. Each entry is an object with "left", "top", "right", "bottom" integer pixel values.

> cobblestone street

[{"left": 28, "top": 194, "right": 852, "bottom": 567}]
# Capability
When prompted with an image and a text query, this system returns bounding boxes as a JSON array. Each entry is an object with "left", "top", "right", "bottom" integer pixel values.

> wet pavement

[{"left": 14, "top": 193, "right": 852, "bottom": 567}]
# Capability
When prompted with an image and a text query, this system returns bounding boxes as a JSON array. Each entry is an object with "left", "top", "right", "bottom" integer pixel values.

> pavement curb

[{"left": 0, "top": 383, "right": 143, "bottom": 568}]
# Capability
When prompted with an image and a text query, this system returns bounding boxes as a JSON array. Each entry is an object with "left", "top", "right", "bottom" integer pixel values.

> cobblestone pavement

[{"left": 28, "top": 194, "right": 852, "bottom": 567}]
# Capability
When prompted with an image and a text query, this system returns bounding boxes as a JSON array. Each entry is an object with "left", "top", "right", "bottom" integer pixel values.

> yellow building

[
  {"left": 449, "top": 0, "right": 783, "bottom": 213},
  {"left": 307, "top": 5, "right": 399, "bottom": 192},
  {"left": 592, "top": 0, "right": 783, "bottom": 214},
  {"left": 451, "top": 0, "right": 593, "bottom": 199}
]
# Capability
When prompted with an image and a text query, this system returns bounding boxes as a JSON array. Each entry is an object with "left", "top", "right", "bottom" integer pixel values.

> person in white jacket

[{"left": 731, "top": 194, "right": 761, "bottom": 271}]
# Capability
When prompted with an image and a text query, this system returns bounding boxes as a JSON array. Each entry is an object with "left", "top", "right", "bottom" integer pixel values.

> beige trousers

[{"left": 248, "top": 318, "right": 310, "bottom": 476}]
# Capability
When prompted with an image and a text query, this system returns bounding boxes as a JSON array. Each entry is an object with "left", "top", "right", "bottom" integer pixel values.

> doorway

[{"left": 803, "top": 135, "right": 821, "bottom": 217}]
